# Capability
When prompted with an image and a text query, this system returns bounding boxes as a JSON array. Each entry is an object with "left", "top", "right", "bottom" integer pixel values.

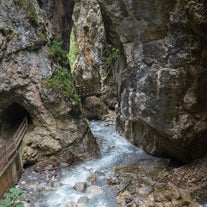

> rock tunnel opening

[{"left": 0, "top": 102, "right": 31, "bottom": 143}]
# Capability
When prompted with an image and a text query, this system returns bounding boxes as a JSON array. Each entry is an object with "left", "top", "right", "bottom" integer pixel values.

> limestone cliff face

[
  {"left": 0, "top": 0, "right": 99, "bottom": 164},
  {"left": 73, "top": 0, "right": 118, "bottom": 108},
  {"left": 97, "top": 0, "right": 207, "bottom": 162}
]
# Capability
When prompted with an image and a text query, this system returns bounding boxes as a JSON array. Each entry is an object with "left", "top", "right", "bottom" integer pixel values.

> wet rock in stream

[{"left": 73, "top": 182, "right": 87, "bottom": 192}]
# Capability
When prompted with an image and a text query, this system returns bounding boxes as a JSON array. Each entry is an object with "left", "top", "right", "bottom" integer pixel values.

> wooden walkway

[{"left": 0, "top": 118, "right": 28, "bottom": 198}]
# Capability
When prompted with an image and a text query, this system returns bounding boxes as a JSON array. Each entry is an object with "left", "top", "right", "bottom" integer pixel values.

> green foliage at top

[
  {"left": 0, "top": 187, "right": 24, "bottom": 207},
  {"left": 46, "top": 39, "right": 80, "bottom": 103},
  {"left": 67, "top": 30, "right": 79, "bottom": 71},
  {"left": 106, "top": 48, "right": 120, "bottom": 65},
  {"left": 44, "top": 68, "right": 80, "bottom": 104},
  {"left": 14, "top": 0, "right": 38, "bottom": 26}
]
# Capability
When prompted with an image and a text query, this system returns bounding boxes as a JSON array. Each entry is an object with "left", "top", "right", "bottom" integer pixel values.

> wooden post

[{"left": 0, "top": 117, "right": 28, "bottom": 198}]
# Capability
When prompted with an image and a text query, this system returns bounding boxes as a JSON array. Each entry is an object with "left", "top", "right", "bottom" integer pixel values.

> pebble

[
  {"left": 153, "top": 192, "right": 164, "bottom": 202},
  {"left": 73, "top": 182, "right": 87, "bottom": 192},
  {"left": 51, "top": 180, "right": 61, "bottom": 188},
  {"left": 65, "top": 201, "right": 77, "bottom": 207},
  {"left": 77, "top": 196, "right": 89, "bottom": 204},
  {"left": 136, "top": 185, "right": 153, "bottom": 195},
  {"left": 86, "top": 185, "right": 104, "bottom": 198},
  {"left": 117, "top": 190, "right": 132, "bottom": 206}
]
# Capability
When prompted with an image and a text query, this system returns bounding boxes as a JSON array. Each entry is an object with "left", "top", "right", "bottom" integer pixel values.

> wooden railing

[
  {"left": 0, "top": 118, "right": 28, "bottom": 175},
  {"left": 75, "top": 85, "right": 101, "bottom": 98}
]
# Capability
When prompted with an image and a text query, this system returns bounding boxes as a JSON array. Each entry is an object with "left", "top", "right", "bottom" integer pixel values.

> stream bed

[
  {"left": 45, "top": 121, "right": 145, "bottom": 207},
  {"left": 17, "top": 121, "right": 149, "bottom": 207},
  {"left": 17, "top": 121, "right": 207, "bottom": 207}
]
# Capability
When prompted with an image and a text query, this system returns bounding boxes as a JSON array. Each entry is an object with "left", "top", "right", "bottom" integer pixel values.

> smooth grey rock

[
  {"left": 51, "top": 181, "right": 61, "bottom": 188},
  {"left": 73, "top": 182, "right": 87, "bottom": 192},
  {"left": 77, "top": 196, "right": 89, "bottom": 204},
  {"left": 86, "top": 185, "right": 104, "bottom": 198},
  {"left": 65, "top": 201, "right": 77, "bottom": 207}
]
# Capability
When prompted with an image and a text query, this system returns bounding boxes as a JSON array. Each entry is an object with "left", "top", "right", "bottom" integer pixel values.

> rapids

[{"left": 44, "top": 121, "right": 146, "bottom": 207}]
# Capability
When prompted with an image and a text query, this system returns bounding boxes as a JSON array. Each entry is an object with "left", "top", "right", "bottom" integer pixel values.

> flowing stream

[
  {"left": 17, "top": 121, "right": 207, "bottom": 207},
  {"left": 44, "top": 121, "right": 147, "bottom": 207}
]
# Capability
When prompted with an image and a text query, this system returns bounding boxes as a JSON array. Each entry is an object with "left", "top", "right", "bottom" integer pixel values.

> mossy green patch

[
  {"left": 106, "top": 48, "right": 120, "bottom": 65},
  {"left": 44, "top": 68, "right": 80, "bottom": 104},
  {"left": 45, "top": 39, "right": 80, "bottom": 103},
  {"left": 47, "top": 40, "right": 70, "bottom": 67},
  {"left": 67, "top": 29, "right": 79, "bottom": 71},
  {"left": 48, "top": 40, "right": 68, "bottom": 58},
  {"left": 14, "top": 0, "right": 38, "bottom": 26}
]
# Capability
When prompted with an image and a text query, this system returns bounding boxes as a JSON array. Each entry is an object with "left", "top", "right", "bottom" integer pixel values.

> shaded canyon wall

[
  {"left": 73, "top": 0, "right": 207, "bottom": 162},
  {"left": 99, "top": 0, "right": 207, "bottom": 162}
]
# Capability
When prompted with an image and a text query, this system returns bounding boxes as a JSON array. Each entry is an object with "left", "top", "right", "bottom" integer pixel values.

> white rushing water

[{"left": 45, "top": 121, "right": 145, "bottom": 207}]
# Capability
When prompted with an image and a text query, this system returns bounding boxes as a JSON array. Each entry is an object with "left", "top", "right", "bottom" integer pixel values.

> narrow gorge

[
  {"left": 72, "top": 0, "right": 207, "bottom": 163},
  {"left": 0, "top": 0, "right": 207, "bottom": 206}
]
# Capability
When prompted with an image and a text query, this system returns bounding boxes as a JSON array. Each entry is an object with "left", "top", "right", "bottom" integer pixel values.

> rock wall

[
  {"left": 73, "top": 0, "right": 118, "bottom": 108},
  {"left": 97, "top": 0, "right": 207, "bottom": 162},
  {"left": 0, "top": 0, "right": 99, "bottom": 164}
]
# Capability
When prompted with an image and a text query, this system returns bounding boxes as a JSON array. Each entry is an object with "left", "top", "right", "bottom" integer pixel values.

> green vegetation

[
  {"left": 48, "top": 40, "right": 68, "bottom": 59},
  {"left": 106, "top": 48, "right": 120, "bottom": 65},
  {"left": 82, "top": 117, "right": 90, "bottom": 126},
  {"left": 44, "top": 68, "right": 80, "bottom": 104},
  {"left": 67, "top": 30, "right": 79, "bottom": 71},
  {"left": 46, "top": 39, "right": 80, "bottom": 103},
  {"left": 0, "top": 187, "right": 24, "bottom": 207},
  {"left": 47, "top": 30, "right": 79, "bottom": 71},
  {"left": 47, "top": 40, "right": 70, "bottom": 67},
  {"left": 14, "top": 0, "right": 38, "bottom": 26}
]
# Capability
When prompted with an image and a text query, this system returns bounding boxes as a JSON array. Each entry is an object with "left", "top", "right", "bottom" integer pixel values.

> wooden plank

[
  {"left": 0, "top": 117, "right": 28, "bottom": 192},
  {"left": 0, "top": 154, "right": 22, "bottom": 198}
]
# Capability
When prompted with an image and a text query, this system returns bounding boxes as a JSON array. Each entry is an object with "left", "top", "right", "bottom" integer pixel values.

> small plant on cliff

[
  {"left": 82, "top": 117, "right": 90, "bottom": 126},
  {"left": 44, "top": 68, "right": 80, "bottom": 104},
  {"left": 0, "top": 187, "right": 24, "bottom": 207},
  {"left": 14, "top": 0, "right": 38, "bottom": 26},
  {"left": 106, "top": 48, "right": 120, "bottom": 65},
  {"left": 47, "top": 40, "right": 70, "bottom": 67},
  {"left": 47, "top": 40, "right": 68, "bottom": 59},
  {"left": 46, "top": 40, "right": 80, "bottom": 103}
]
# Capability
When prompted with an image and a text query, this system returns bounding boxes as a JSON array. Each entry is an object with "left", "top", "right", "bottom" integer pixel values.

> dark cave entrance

[{"left": 0, "top": 102, "right": 31, "bottom": 142}]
